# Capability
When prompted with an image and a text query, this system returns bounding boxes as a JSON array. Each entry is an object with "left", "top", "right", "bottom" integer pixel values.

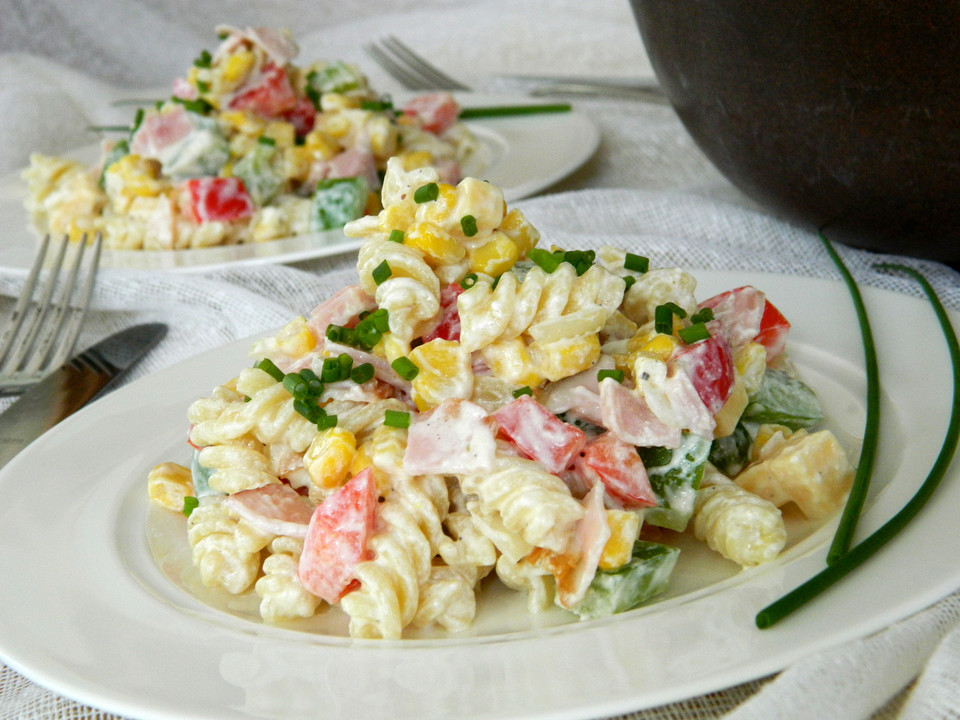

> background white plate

[
  {"left": 0, "top": 93, "right": 598, "bottom": 274},
  {"left": 0, "top": 270, "right": 957, "bottom": 720}
]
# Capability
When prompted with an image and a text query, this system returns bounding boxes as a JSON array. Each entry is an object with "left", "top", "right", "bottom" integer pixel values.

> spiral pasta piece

[
  {"left": 187, "top": 500, "right": 273, "bottom": 594},
  {"left": 693, "top": 465, "right": 787, "bottom": 567},
  {"left": 198, "top": 439, "right": 278, "bottom": 494},
  {"left": 256, "top": 536, "right": 323, "bottom": 622}
]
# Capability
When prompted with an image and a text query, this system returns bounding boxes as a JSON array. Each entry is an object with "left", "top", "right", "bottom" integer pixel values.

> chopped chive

[
  {"left": 414, "top": 182, "right": 439, "bottom": 203},
  {"left": 384, "top": 409, "right": 411, "bottom": 428},
  {"left": 325, "top": 324, "right": 342, "bottom": 343},
  {"left": 182, "top": 496, "right": 199, "bottom": 517},
  {"left": 371, "top": 308, "right": 390, "bottom": 333},
  {"left": 321, "top": 357, "right": 342, "bottom": 383},
  {"left": 372, "top": 260, "right": 392, "bottom": 285},
  {"left": 257, "top": 135, "right": 276, "bottom": 146},
  {"left": 690, "top": 307, "right": 714, "bottom": 324},
  {"left": 678, "top": 322, "right": 711, "bottom": 344},
  {"left": 391, "top": 356, "right": 420, "bottom": 381},
  {"left": 597, "top": 368, "right": 625, "bottom": 383},
  {"left": 351, "top": 363, "right": 375, "bottom": 384},
  {"left": 460, "top": 215, "right": 478, "bottom": 237},
  {"left": 388, "top": 229, "right": 405, "bottom": 243},
  {"left": 512, "top": 386, "right": 533, "bottom": 398},
  {"left": 338, "top": 353, "right": 353, "bottom": 378},
  {"left": 528, "top": 247, "right": 563, "bottom": 273},
  {"left": 299, "top": 368, "right": 324, "bottom": 395},
  {"left": 357, "top": 323, "right": 382, "bottom": 350},
  {"left": 255, "top": 358, "right": 285, "bottom": 382},
  {"left": 491, "top": 274, "right": 502, "bottom": 290},
  {"left": 293, "top": 398, "right": 321, "bottom": 422},
  {"left": 757, "top": 263, "right": 959, "bottom": 629},
  {"left": 283, "top": 373, "right": 308, "bottom": 399},
  {"left": 624, "top": 253, "right": 649, "bottom": 273},
  {"left": 317, "top": 413, "right": 339, "bottom": 429},
  {"left": 460, "top": 273, "right": 478, "bottom": 289},
  {"left": 654, "top": 302, "right": 686, "bottom": 334},
  {"left": 193, "top": 49, "right": 212, "bottom": 68},
  {"left": 623, "top": 275, "right": 637, "bottom": 291}
]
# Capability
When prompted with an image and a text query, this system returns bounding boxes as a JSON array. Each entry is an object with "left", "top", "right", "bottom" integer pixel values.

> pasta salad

[
  {"left": 23, "top": 26, "right": 483, "bottom": 251},
  {"left": 148, "top": 159, "right": 855, "bottom": 639}
]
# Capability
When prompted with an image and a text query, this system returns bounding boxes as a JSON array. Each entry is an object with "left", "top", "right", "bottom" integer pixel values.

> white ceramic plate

[
  {"left": 0, "top": 271, "right": 957, "bottom": 720},
  {"left": 0, "top": 93, "right": 598, "bottom": 274}
]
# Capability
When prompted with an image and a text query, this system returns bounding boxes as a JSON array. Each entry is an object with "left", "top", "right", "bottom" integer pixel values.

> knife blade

[{"left": 0, "top": 322, "right": 167, "bottom": 469}]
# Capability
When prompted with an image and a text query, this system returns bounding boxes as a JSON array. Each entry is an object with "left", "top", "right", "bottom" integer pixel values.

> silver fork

[
  {"left": 0, "top": 233, "right": 102, "bottom": 394},
  {"left": 364, "top": 35, "right": 666, "bottom": 101}
]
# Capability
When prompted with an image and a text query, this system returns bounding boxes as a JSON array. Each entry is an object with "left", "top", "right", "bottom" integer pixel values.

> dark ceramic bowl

[{"left": 629, "top": 1, "right": 960, "bottom": 261}]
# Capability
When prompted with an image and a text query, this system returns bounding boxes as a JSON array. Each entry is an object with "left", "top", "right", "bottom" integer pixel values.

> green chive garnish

[
  {"left": 818, "top": 231, "right": 881, "bottom": 565},
  {"left": 299, "top": 368, "right": 323, "bottom": 395},
  {"left": 623, "top": 275, "right": 637, "bottom": 291},
  {"left": 757, "top": 262, "right": 959, "bottom": 629},
  {"left": 384, "top": 409, "right": 411, "bottom": 429},
  {"left": 371, "top": 308, "right": 390, "bottom": 333},
  {"left": 678, "top": 322, "right": 711, "bottom": 344},
  {"left": 597, "top": 369, "right": 625, "bottom": 383},
  {"left": 255, "top": 358, "right": 285, "bottom": 382},
  {"left": 321, "top": 357, "right": 342, "bottom": 383},
  {"left": 388, "top": 229, "right": 405, "bottom": 243},
  {"left": 325, "top": 325, "right": 343, "bottom": 343},
  {"left": 372, "top": 260, "right": 392, "bottom": 285},
  {"left": 414, "top": 182, "right": 439, "bottom": 203},
  {"left": 528, "top": 247, "right": 563, "bottom": 273},
  {"left": 461, "top": 215, "right": 479, "bottom": 237},
  {"left": 690, "top": 307, "right": 714, "bottom": 324},
  {"left": 317, "top": 413, "right": 339, "bottom": 429},
  {"left": 460, "top": 273, "right": 478, "bottom": 289},
  {"left": 257, "top": 135, "right": 276, "bottom": 146},
  {"left": 457, "top": 103, "right": 571, "bottom": 119},
  {"left": 654, "top": 302, "right": 686, "bottom": 334},
  {"left": 351, "top": 363, "right": 375, "bottom": 384},
  {"left": 391, "top": 356, "right": 420, "bottom": 381},
  {"left": 338, "top": 353, "right": 353, "bottom": 378},
  {"left": 182, "top": 496, "right": 199, "bottom": 517},
  {"left": 283, "top": 373, "right": 308, "bottom": 399},
  {"left": 512, "top": 386, "right": 533, "bottom": 398},
  {"left": 624, "top": 253, "right": 649, "bottom": 274}
]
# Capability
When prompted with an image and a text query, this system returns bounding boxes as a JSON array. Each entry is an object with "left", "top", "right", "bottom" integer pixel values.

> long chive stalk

[
  {"left": 819, "top": 231, "right": 881, "bottom": 564},
  {"left": 756, "top": 264, "right": 960, "bottom": 628},
  {"left": 458, "top": 103, "right": 572, "bottom": 119}
]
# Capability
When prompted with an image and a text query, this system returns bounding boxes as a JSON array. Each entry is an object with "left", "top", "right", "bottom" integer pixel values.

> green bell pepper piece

[
  {"left": 640, "top": 432, "right": 711, "bottom": 531},
  {"left": 310, "top": 176, "right": 368, "bottom": 231},
  {"left": 742, "top": 368, "right": 824, "bottom": 430}
]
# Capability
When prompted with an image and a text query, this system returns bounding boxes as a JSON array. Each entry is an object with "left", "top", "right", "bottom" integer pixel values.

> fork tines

[
  {"left": 0, "top": 233, "right": 102, "bottom": 392},
  {"left": 365, "top": 35, "right": 471, "bottom": 92}
]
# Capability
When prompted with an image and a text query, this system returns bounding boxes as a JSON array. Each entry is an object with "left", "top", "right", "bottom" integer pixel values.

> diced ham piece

[
  {"left": 541, "top": 355, "right": 616, "bottom": 426},
  {"left": 422, "top": 282, "right": 464, "bottom": 342},
  {"left": 311, "top": 147, "right": 379, "bottom": 190},
  {"left": 699, "top": 286, "right": 791, "bottom": 361},
  {"left": 298, "top": 469, "right": 378, "bottom": 604},
  {"left": 555, "top": 483, "right": 611, "bottom": 609},
  {"left": 574, "top": 432, "right": 658, "bottom": 508},
  {"left": 672, "top": 324, "right": 735, "bottom": 415},
  {"left": 403, "top": 399, "right": 497, "bottom": 476},
  {"left": 172, "top": 76, "right": 198, "bottom": 101},
  {"left": 130, "top": 104, "right": 193, "bottom": 159},
  {"left": 229, "top": 63, "right": 299, "bottom": 119},
  {"left": 402, "top": 92, "right": 461, "bottom": 134},
  {"left": 223, "top": 483, "right": 313, "bottom": 538},
  {"left": 598, "top": 378, "right": 682, "bottom": 448},
  {"left": 493, "top": 394, "right": 586, "bottom": 474},
  {"left": 305, "top": 284, "right": 377, "bottom": 339},
  {"left": 184, "top": 177, "right": 254, "bottom": 223}
]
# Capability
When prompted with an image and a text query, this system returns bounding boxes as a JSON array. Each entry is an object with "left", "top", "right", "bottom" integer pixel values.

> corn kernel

[
  {"left": 409, "top": 339, "right": 472, "bottom": 410},
  {"left": 379, "top": 202, "right": 416, "bottom": 233},
  {"left": 350, "top": 441, "right": 390, "bottom": 496},
  {"left": 396, "top": 150, "right": 433, "bottom": 171},
  {"left": 500, "top": 208, "right": 540, "bottom": 256},
  {"left": 750, "top": 423, "right": 793, "bottom": 462},
  {"left": 220, "top": 110, "right": 264, "bottom": 136},
  {"left": 735, "top": 342, "right": 768, "bottom": 395},
  {"left": 598, "top": 510, "right": 641, "bottom": 570},
  {"left": 222, "top": 50, "right": 255, "bottom": 85},
  {"left": 378, "top": 332, "right": 410, "bottom": 364},
  {"left": 404, "top": 221, "right": 465, "bottom": 266},
  {"left": 264, "top": 121, "right": 296, "bottom": 149},
  {"left": 532, "top": 334, "right": 601, "bottom": 382},
  {"left": 714, "top": 378, "right": 749, "bottom": 438},
  {"left": 304, "top": 427, "right": 357, "bottom": 491},
  {"left": 468, "top": 231, "right": 520, "bottom": 276},
  {"left": 416, "top": 183, "right": 458, "bottom": 226},
  {"left": 641, "top": 333, "right": 680, "bottom": 362},
  {"left": 248, "top": 316, "right": 317, "bottom": 361},
  {"left": 147, "top": 462, "right": 194, "bottom": 512},
  {"left": 480, "top": 338, "right": 544, "bottom": 388}
]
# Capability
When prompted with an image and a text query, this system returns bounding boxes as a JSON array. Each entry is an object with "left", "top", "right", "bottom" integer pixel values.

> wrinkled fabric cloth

[{"left": 2, "top": 2, "right": 960, "bottom": 719}]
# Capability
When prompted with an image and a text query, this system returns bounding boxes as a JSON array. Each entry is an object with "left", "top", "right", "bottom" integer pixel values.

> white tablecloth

[{"left": 2, "top": 1, "right": 960, "bottom": 718}]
